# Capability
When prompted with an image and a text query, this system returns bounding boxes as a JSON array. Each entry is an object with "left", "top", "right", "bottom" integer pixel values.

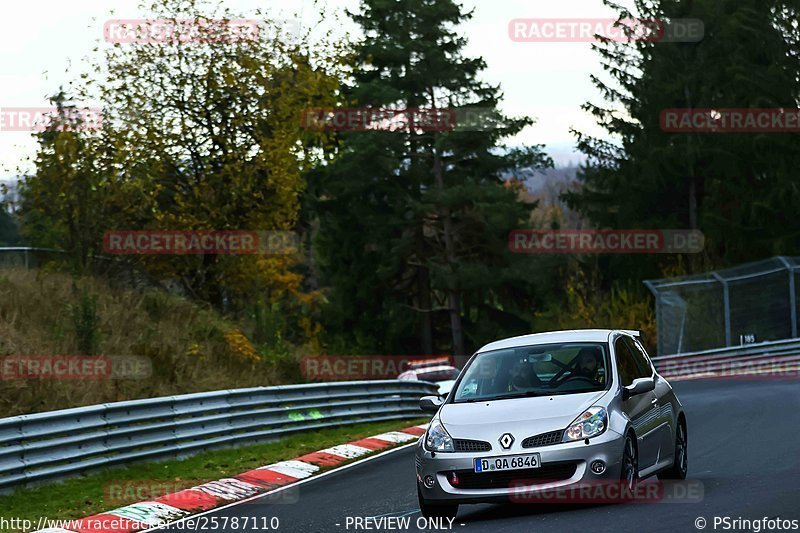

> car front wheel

[
  {"left": 620, "top": 433, "right": 639, "bottom": 491},
  {"left": 417, "top": 485, "right": 458, "bottom": 519}
]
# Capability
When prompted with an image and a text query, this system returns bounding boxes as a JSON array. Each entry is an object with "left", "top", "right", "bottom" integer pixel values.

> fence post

[
  {"left": 712, "top": 273, "right": 731, "bottom": 347},
  {"left": 777, "top": 257, "right": 797, "bottom": 339},
  {"left": 643, "top": 280, "right": 661, "bottom": 355}
]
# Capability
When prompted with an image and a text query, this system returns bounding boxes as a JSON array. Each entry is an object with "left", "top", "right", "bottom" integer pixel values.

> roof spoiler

[{"left": 620, "top": 329, "right": 642, "bottom": 339}]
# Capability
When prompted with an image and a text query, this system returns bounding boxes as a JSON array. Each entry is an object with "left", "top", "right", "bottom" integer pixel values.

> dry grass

[{"left": 0, "top": 268, "right": 289, "bottom": 417}]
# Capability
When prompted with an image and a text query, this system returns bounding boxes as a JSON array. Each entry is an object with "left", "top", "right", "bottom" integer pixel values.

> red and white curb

[{"left": 33, "top": 423, "right": 428, "bottom": 533}]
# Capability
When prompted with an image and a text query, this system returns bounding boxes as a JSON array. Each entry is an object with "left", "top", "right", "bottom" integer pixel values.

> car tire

[
  {"left": 417, "top": 485, "right": 458, "bottom": 519},
  {"left": 620, "top": 433, "right": 639, "bottom": 492},
  {"left": 658, "top": 418, "right": 688, "bottom": 480}
]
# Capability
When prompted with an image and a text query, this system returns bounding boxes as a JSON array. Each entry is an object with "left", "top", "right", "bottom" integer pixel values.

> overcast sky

[{"left": 0, "top": 0, "right": 621, "bottom": 175}]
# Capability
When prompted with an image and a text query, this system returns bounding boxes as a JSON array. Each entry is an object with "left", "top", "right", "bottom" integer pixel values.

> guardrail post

[
  {"left": 791, "top": 269, "right": 798, "bottom": 338},
  {"left": 655, "top": 290, "right": 663, "bottom": 355},
  {"left": 712, "top": 273, "right": 731, "bottom": 347},
  {"left": 643, "top": 280, "right": 661, "bottom": 355},
  {"left": 778, "top": 257, "right": 798, "bottom": 339}
]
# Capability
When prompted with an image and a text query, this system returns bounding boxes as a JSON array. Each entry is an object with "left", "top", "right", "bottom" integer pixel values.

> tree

[
  {"left": 308, "top": 0, "right": 552, "bottom": 355},
  {"left": 566, "top": 0, "right": 800, "bottom": 274},
  {"left": 22, "top": 0, "right": 337, "bottom": 311},
  {"left": 19, "top": 0, "right": 345, "bottom": 354},
  {"left": 0, "top": 209, "right": 21, "bottom": 247},
  {"left": 18, "top": 90, "right": 111, "bottom": 273},
  {"left": 92, "top": 0, "right": 342, "bottom": 310}
]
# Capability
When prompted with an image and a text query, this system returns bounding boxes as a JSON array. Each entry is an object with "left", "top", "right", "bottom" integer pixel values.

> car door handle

[{"left": 650, "top": 398, "right": 658, "bottom": 405}]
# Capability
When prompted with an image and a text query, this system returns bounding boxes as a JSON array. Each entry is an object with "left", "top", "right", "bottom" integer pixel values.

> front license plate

[{"left": 474, "top": 453, "right": 540, "bottom": 473}]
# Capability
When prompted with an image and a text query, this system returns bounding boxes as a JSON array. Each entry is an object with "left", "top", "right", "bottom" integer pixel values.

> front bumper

[{"left": 415, "top": 428, "right": 625, "bottom": 504}]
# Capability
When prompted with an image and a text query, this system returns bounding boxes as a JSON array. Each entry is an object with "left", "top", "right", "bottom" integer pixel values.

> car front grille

[
  {"left": 454, "top": 439, "right": 492, "bottom": 452},
  {"left": 521, "top": 430, "right": 564, "bottom": 448},
  {"left": 448, "top": 461, "right": 579, "bottom": 490}
]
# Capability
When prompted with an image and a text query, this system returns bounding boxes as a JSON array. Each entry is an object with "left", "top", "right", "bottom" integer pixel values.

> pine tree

[
  {"left": 308, "top": 0, "right": 552, "bottom": 354},
  {"left": 566, "top": 0, "right": 800, "bottom": 272}
]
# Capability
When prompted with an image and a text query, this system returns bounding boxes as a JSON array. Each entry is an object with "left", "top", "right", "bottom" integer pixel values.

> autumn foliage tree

[
  {"left": 19, "top": 0, "right": 343, "bottom": 350},
  {"left": 96, "top": 1, "right": 341, "bottom": 309}
]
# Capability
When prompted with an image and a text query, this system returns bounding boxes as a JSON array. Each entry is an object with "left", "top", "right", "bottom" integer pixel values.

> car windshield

[{"left": 453, "top": 342, "right": 610, "bottom": 403}]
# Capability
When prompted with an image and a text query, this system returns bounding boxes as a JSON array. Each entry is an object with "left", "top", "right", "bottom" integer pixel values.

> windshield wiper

[
  {"left": 458, "top": 391, "right": 548, "bottom": 403},
  {"left": 492, "top": 391, "right": 549, "bottom": 400}
]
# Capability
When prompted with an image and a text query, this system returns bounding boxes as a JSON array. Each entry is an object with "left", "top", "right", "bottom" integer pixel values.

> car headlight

[
  {"left": 425, "top": 419, "right": 455, "bottom": 452},
  {"left": 563, "top": 406, "right": 607, "bottom": 442}
]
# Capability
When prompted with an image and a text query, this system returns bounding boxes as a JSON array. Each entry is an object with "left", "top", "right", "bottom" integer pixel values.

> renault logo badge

[{"left": 499, "top": 433, "right": 514, "bottom": 449}]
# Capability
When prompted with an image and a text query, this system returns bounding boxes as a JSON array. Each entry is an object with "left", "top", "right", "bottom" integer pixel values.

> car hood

[{"left": 439, "top": 390, "right": 607, "bottom": 440}]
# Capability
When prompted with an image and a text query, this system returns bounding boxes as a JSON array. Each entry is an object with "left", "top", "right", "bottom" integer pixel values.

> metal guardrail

[
  {"left": 0, "top": 246, "right": 170, "bottom": 291},
  {"left": 652, "top": 337, "right": 800, "bottom": 362},
  {"left": 0, "top": 247, "right": 66, "bottom": 269},
  {"left": 653, "top": 338, "right": 800, "bottom": 378},
  {"left": 0, "top": 380, "right": 436, "bottom": 491}
]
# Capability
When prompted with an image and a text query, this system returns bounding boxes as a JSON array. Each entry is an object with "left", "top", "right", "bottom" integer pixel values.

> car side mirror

[
  {"left": 419, "top": 395, "right": 443, "bottom": 413},
  {"left": 622, "top": 377, "right": 655, "bottom": 400}
]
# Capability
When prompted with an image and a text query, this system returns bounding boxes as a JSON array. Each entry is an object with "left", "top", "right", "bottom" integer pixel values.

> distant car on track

[
  {"left": 415, "top": 329, "right": 688, "bottom": 519},
  {"left": 398, "top": 357, "right": 460, "bottom": 398}
]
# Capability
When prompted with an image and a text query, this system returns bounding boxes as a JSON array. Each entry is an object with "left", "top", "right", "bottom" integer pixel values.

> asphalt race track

[{"left": 161, "top": 378, "right": 800, "bottom": 533}]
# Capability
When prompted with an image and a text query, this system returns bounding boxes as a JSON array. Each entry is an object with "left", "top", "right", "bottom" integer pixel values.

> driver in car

[{"left": 570, "top": 347, "right": 604, "bottom": 384}]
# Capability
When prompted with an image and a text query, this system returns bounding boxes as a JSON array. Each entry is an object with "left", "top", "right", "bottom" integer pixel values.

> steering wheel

[{"left": 559, "top": 375, "right": 599, "bottom": 386}]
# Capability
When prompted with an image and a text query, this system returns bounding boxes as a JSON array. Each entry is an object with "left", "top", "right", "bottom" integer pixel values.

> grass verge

[
  {"left": 0, "top": 417, "right": 428, "bottom": 528},
  {"left": 0, "top": 268, "right": 304, "bottom": 418}
]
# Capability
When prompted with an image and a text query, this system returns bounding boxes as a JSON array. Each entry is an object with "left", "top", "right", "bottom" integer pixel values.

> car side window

[
  {"left": 614, "top": 337, "right": 638, "bottom": 387},
  {"left": 624, "top": 336, "right": 653, "bottom": 379}
]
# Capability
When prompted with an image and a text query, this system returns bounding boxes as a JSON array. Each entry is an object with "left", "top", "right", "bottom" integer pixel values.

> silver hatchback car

[{"left": 415, "top": 329, "right": 687, "bottom": 518}]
